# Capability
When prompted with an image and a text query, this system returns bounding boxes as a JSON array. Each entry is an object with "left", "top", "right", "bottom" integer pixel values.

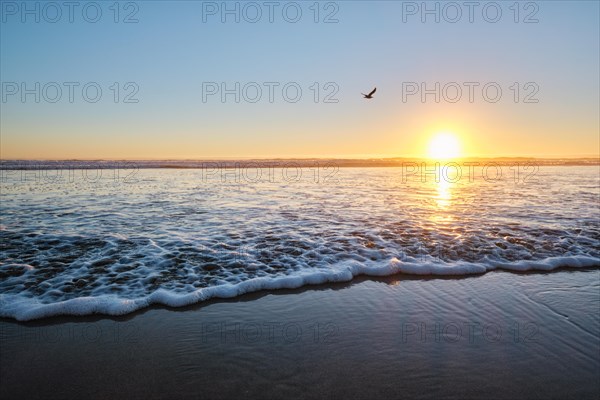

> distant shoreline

[{"left": 1, "top": 157, "right": 599, "bottom": 169}]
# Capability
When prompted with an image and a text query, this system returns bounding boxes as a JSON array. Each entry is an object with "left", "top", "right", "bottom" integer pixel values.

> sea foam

[{"left": 1, "top": 256, "right": 598, "bottom": 321}]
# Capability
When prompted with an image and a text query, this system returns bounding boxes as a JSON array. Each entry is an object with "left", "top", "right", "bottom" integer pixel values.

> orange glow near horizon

[{"left": 1, "top": 122, "right": 598, "bottom": 160}]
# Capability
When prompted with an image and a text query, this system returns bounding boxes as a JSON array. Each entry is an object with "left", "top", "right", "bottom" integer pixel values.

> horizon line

[{"left": 1, "top": 156, "right": 599, "bottom": 162}]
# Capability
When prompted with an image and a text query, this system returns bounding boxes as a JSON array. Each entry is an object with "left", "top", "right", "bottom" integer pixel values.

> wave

[{"left": 1, "top": 255, "right": 598, "bottom": 321}]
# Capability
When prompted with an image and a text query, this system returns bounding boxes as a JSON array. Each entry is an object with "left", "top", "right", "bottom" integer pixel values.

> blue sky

[{"left": 1, "top": 1, "right": 599, "bottom": 159}]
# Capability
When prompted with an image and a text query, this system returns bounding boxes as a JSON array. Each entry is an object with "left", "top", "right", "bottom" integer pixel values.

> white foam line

[{"left": 1, "top": 255, "right": 598, "bottom": 321}]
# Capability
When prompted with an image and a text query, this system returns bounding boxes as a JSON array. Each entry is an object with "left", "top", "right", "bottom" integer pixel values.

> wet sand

[{"left": 1, "top": 269, "right": 599, "bottom": 400}]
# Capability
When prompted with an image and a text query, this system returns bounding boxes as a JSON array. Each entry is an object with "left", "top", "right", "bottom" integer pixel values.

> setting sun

[{"left": 427, "top": 132, "right": 461, "bottom": 160}]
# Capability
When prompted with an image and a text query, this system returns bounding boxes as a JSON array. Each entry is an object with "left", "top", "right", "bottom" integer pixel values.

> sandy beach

[{"left": 1, "top": 268, "right": 598, "bottom": 400}]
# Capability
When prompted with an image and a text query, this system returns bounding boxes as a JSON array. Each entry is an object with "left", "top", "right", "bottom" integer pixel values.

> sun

[{"left": 427, "top": 132, "right": 461, "bottom": 160}]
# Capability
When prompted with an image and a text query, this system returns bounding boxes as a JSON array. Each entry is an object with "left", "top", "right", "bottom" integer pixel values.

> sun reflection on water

[
  {"left": 435, "top": 178, "right": 452, "bottom": 209},
  {"left": 429, "top": 167, "right": 457, "bottom": 224}
]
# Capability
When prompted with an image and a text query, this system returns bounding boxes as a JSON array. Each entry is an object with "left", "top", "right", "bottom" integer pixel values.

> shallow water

[{"left": 0, "top": 165, "right": 598, "bottom": 320}]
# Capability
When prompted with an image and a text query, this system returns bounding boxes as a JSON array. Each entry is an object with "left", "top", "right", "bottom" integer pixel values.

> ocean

[{"left": 1, "top": 163, "right": 598, "bottom": 320}]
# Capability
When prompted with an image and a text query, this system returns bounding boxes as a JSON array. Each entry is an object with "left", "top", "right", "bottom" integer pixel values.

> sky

[{"left": 1, "top": 0, "right": 599, "bottom": 159}]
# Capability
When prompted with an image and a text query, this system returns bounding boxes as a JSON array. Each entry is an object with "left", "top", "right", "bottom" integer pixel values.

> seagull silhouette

[{"left": 362, "top": 87, "right": 376, "bottom": 99}]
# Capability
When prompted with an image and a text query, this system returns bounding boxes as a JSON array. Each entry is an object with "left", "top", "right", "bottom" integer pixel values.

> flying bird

[{"left": 362, "top": 87, "right": 376, "bottom": 99}]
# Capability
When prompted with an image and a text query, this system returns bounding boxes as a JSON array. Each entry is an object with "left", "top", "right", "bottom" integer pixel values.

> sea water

[{"left": 0, "top": 164, "right": 598, "bottom": 320}]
